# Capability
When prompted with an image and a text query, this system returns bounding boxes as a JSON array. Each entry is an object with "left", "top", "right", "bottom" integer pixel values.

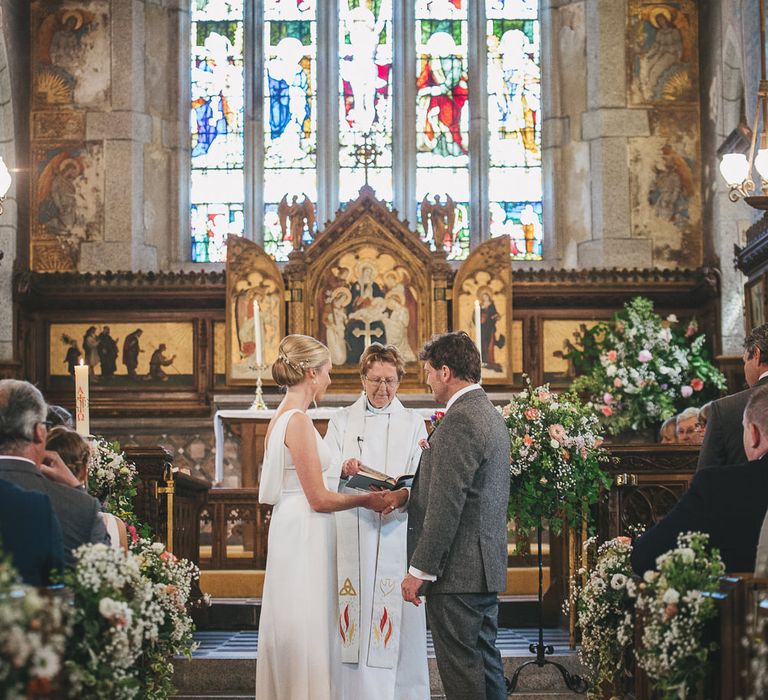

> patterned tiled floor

[{"left": 191, "top": 628, "right": 576, "bottom": 659}]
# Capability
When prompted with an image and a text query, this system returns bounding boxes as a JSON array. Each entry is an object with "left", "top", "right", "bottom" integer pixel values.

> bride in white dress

[{"left": 256, "top": 334, "right": 388, "bottom": 700}]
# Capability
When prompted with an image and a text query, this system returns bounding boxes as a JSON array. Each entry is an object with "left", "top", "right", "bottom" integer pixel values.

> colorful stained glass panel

[
  {"left": 263, "top": 2, "right": 318, "bottom": 260},
  {"left": 190, "top": 0, "right": 245, "bottom": 262},
  {"left": 338, "top": 0, "right": 393, "bottom": 202},
  {"left": 487, "top": 0, "right": 542, "bottom": 260}
]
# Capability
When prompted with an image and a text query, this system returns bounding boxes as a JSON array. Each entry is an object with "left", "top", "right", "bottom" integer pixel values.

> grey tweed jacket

[
  {"left": 0, "top": 457, "right": 109, "bottom": 567},
  {"left": 407, "top": 388, "right": 510, "bottom": 594}
]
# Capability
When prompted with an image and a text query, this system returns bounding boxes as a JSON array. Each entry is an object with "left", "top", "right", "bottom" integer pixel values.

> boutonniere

[
  {"left": 429, "top": 411, "right": 445, "bottom": 431},
  {"left": 418, "top": 438, "right": 430, "bottom": 451}
]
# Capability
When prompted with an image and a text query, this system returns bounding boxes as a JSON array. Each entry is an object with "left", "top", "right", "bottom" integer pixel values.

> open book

[{"left": 344, "top": 466, "right": 414, "bottom": 492}]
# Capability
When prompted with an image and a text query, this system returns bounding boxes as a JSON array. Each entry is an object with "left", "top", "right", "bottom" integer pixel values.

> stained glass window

[
  {"left": 190, "top": 0, "right": 245, "bottom": 263},
  {"left": 487, "top": 0, "right": 542, "bottom": 259},
  {"left": 338, "top": 0, "right": 394, "bottom": 203},
  {"left": 262, "top": 1, "right": 318, "bottom": 261},
  {"left": 415, "top": 0, "right": 470, "bottom": 261}
]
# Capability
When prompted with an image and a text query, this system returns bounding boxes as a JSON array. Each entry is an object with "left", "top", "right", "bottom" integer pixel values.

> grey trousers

[{"left": 426, "top": 593, "right": 507, "bottom": 700}]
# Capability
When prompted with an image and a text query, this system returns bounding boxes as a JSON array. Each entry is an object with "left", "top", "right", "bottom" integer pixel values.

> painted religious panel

[
  {"left": 47, "top": 321, "right": 194, "bottom": 390},
  {"left": 452, "top": 235, "right": 513, "bottom": 384},
  {"left": 627, "top": 1, "right": 698, "bottom": 105},
  {"left": 544, "top": 319, "right": 600, "bottom": 385},
  {"left": 226, "top": 236, "right": 286, "bottom": 385},
  {"left": 314, "top": 246, "right": 421, "bottom": 367},
  {"left": 31, "top": 142, "right": 105, "bottom": 272},
  {"left": 31, "top": 1, "right": 111, "bottom": 109}
]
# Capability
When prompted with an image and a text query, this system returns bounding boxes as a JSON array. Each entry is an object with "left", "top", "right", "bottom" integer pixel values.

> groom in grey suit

[{"left": 399, "top": 331, "right": 510, "bottom": 700}]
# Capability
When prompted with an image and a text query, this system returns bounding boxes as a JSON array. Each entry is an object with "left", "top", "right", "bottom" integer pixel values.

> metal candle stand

[{"left": 250, "top": 363, "right": 268, "bottom": 411}]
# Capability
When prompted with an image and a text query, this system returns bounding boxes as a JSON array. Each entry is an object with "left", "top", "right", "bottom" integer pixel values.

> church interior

[{"left": 4, "top": 0, "right": 768, "bottom": 697}]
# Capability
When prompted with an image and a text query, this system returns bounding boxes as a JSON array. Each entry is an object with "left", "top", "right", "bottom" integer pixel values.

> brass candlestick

[{"left": 250, "top": 363, "right": 268, "bottom": 411}]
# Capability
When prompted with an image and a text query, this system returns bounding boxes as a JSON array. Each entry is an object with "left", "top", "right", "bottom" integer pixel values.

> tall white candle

[
  {"left": 253, "top": 299, "right": 264, "bottom": 366},
  {"left": 74, "top": 360, "right": 90, "bottom": 436},
  {"left": 474, "top": 299, "right": 482, "bottom": 357}
]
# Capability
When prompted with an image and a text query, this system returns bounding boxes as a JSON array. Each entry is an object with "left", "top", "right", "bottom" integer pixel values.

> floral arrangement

[
  {"left": 563, "top": 297, "right": 726, "bottom": 435},
  {"left": 634, "top": 532, "right": 724, "bottom": 698},
  {"left": 501, "top": 380, "right": 612, "bottom": 537},
  {"left": 88, "top": 437, "right": 139, "bottom": 521},
  {"left": 572, "top": 537, "right": 637, "bottom": 699},
  {"left": 132, "top": 539, "right": 199, "bottom": 699},
  {"left": 61, "top": 541, "right": 198, "bottom": 700},
  {"left": 0, "top": 556, "right": 71, "bottom": 700}
]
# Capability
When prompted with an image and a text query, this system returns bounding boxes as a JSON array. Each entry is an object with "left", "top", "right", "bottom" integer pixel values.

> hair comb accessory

[{"left": 278, "top": 352, "right": 307, "bottom": 373}]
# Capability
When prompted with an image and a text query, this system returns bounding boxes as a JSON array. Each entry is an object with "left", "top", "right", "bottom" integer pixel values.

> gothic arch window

[{"left": 189, "top": 0, "right": 541, "bottom": 263}]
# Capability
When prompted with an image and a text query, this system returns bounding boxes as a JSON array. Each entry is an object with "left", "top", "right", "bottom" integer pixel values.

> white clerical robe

[{"left": 324, "top": 396, "right": 430, "bottom": 700}]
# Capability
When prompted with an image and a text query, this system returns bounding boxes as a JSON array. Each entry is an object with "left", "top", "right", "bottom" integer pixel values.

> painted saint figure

[
  {"left": 420, "top": 194, "right": 456, "bottom": 251},
  {"left": 345, "top": 262, "right": 386, "bottom": 364},
  {"left": 97, "top": 326, "right": 119, "bottom": 377},
  {"left": 148, "top": 344, "right": 176, "bottom": 382},
  {"left": 277, "top": 193, "right": 315, "bottom": 251},
  {"left": 122, "top": 329, "right": 143, "bottom": 379},
  {"left": 478, "top": 289, "right": 505, "bottom": 373},
  {"left": 64, "top": 339, "right": 81, "bottom": 376}
]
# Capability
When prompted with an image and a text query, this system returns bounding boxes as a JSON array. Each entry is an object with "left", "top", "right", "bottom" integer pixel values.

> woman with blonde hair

[
  {"left": 45, "top": 427, "right": 128, "bottom": 551},
  {"left": 256, "top": 334, "right": 389, "bottom": 700}
]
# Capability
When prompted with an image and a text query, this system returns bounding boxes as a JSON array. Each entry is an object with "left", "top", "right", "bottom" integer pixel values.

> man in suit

[
  {"left": 388, "top": 331, "right": 510, "bottom": 700},
  {"left": 0, "top": 379, "right": 109, "bottom": 567},
  {"left": 632, "top": 383, "right": 768, "bottom": 576},
  {"left": 0, "top": 479, "right": 65, "bottom": 585},
  {"left": 698, "top": 322, "right": 768, "bottom": 469}
]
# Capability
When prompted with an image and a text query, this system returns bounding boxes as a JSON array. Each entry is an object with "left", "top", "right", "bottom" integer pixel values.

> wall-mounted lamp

[
  {"left": 719, "top": 0, "right": 768, "bottom": 210},
  {"left": 0, "top": 157, "right": 11, "bottom": 215}
]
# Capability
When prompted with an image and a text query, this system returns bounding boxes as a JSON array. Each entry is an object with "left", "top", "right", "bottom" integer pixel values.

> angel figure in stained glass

[
  {"left": 416, "top": 32, "right": 468, "bottom": 157},
  {"left": 267, "top": 37, "right": 311, "bottom": 163},
  {"left": 420, "top": 193, "right": 456, "bottom": 251},
  {"left": 278, "top": 193, "right": 315, "bottom": 251},
  {"left": 340, "top": 2, "right": 390, "bottom": 134}
]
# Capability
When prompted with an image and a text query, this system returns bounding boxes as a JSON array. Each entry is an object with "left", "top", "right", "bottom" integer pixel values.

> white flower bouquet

[
  {"left": 88, "top": 437, "right": 138, "bottom": 520},
  {"left": 0, "top": 558, "right": 71, "bottom": 700},
  {"left": 635, "top": 532, "right": 724, "bottom": 698},
  {"left": 572, "top": 536, "right": 637, "bottom": 699}
]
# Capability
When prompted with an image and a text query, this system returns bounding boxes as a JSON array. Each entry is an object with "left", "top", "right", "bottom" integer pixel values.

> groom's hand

[{"left": 401, "top": 573, "right": 423, "bottom": 606}]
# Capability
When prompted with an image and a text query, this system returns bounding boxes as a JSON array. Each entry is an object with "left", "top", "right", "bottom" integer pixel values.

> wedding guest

[
  {"left": 0, "top": 379, "right": 109, "bottom": 567},
  {"left": 46, "top": 404, "right": 74, "bottom": 429},
  {"left": 697, "top": 400, "right": 712, "bottom": 431},
  {"left": 0, "top": 479, "right": 64, "bottom": 585},
  {"left": 675, "top": 407, "right": 702, "bottom": 445},
  {"left": 324, "top": 343, "right": 429, "bottom": 700},
  {"left": 632, "top": 383, "right": 768, "bottom": 576},
  {"left": 659, "top": 416, "right": 677, "bottom": 443},
  {"left": 46, "top": 426, "right": 128, "bottom": 552},
  {"left": 698, "top": 323, "right": 768, "bottom": 469},
  {"left": 255, "top": 335, "right": 389, "bottom": 700}
]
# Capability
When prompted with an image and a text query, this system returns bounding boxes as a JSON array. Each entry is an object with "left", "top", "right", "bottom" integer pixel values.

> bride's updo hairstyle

[{"left": 272, "top": 334, "right": 331, "bottom": 388}]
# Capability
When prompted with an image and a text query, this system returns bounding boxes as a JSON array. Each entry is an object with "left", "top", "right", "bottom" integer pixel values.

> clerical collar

[{"left": 365, "top": 397, "right": 392, "bottom": 414}]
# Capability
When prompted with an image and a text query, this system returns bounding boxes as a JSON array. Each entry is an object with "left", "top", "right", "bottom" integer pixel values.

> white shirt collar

[
  {"left": 760, "top": 370, "right": 768, "bottom": 382},
  {"left": 445, "top": 383, "right": 482, "bottom": 412}
]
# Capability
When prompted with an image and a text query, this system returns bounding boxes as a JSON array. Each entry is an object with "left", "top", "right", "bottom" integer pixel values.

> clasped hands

[{"left": 342, "top": 458, "right": 408, "bottom": 516}]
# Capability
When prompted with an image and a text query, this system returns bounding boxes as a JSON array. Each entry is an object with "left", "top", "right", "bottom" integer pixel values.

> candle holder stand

[{"left": 250, "top": 363, "right": 268, "bottom": 411}]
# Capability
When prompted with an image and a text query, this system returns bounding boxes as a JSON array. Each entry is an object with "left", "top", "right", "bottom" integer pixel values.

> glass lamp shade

[
  {"left": 719, "top": 153, "right": 750, "bottom": 186},
  {"left": 0, "top": 157, "right": 10, "bottom": 198},
  {"left": 756, "top": 148, "right": 768, "bottom": 181}
]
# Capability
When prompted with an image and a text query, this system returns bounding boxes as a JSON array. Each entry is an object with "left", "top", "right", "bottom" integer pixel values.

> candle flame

[{"left": 79, "top": 358, "right": 84, "bottom": 366}]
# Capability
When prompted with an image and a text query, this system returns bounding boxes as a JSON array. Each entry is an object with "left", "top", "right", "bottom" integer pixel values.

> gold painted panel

[
  {"left": 543, "top": 319, "right": 599, "bottom": 382},
  {"left": 213, "top": 321, "right": 226, "bottom": 376},
  {"left": 512, "top": 320, "right": 523, "bottom": 374}
]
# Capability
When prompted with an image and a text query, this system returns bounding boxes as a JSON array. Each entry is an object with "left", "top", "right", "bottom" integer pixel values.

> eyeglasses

[{"left": 363, "top": 376, "right": 400, "bottom": 388}]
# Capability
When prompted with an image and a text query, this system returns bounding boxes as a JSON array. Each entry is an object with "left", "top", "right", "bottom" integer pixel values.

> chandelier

[{"left": 719, "top": 0, "right": 768, "bottom": 210}]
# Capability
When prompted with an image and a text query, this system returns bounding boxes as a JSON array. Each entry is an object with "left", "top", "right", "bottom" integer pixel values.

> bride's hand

[
  {"left": 341, "top": 458, "right": 362, "bottom": 478},
  {"left": 365, "top": 490, "right": 391, "bottom": 513}
]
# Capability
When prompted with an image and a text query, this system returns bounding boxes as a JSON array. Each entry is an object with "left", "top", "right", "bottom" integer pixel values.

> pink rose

[
  {"left": 638, "top": 350, "right": 652, "bottom": 363},
  {"left": 613, "top": 378, "right": 623, "bottom": 388},
  {"left": 603, "top": 392, "right": 614, "bottom": 405},
  {"left": 524, "top": 408, "right": 541, "bottom": 421},
  {"left": 523, "top": 434, "right": 534, "bottom": 446},
  {"left": 606, "top": 350, "right": 618, "bottom": 362},
  {"left": 690, "top": 378, "right": 704, "bottom": 391},
  {"left": 562, "top": 449, "right": 570, "bottom": 461},
  {"left": 685, "top": 320, "right": 698, "bottom": 338},
  {"left": 548, "top": 424, "right": 566, "bottom": 441},
  {"left": 537, "top": 389, "right": 551, "bottom": 402},
  {"left": 601, "top": 405, "right": 613, "bottom": 417},
  {"left": 681, "top": 385, "right": 693, "bottom": 398}
]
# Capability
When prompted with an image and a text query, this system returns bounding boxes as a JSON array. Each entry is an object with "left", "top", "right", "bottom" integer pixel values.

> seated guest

[
  {"left": 0, "top": 479, "right": 65, "bottom": 585},
  {"left": 659, "top": 416, "right": 677, "bottom": 443},
  {"left": 46, "top": 426, "right": 128, "bottom": 552},
  {"left": 631, "top": 384, "right": 768, "bottom": 576},
  {"left": 698, "top": 323, "right": 768, "bottom": 469},
  {"left": 46, "top": 404, "right": 74, "bottom": 429},
  {"left": 697, "top": 400, "right": 712, "bottom": 432},
  {"left": 676, "top": 407, "right": 703, "bottom": 445},
  {"left": 0, "top": 379, "right": 109, "bottom": 566}
]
